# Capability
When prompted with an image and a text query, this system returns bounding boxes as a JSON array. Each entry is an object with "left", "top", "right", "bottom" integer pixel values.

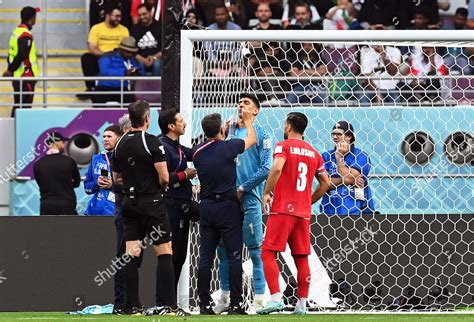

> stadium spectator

[
  {"left": 282, "top": 0, "right": 333, "bottom": 28},
  {"left": 3, "top": 6, "right": 39, "bottom": 117},
  {"left": 357, "top": 0, "right": 398, "bottom": 30},
  {"left": 285, "top": 1, "right": 322, "bottom": 30},
  {"left": 406, "top": 5, "right": 431, "bottom": 30},
  {"left": 246, "top": 0, "right": 283, "bottom": 21},
  {"left": 192, "top": 111, "right": 256, "bottom": 315},
  {"left": 79, "top": 6, "right": 129, "bottom": 100},
  {"left": 397, "top": 0, "right": 449, "bottom": 29},
  {"left": 359, "top": 45, "right": 401, "bottom": 105},
  {"left": 131, "top": 0, "right": 160, "bottom": 24},
  {"left": 248, "top": 41, "right": 288, "bottom": 104},
  {"left": 286, "top": 42, "right": 328, "bottom": 105},
  {"left": 112, "top": 100, "right": 185, "bottom": 315},
  {"left": 93, "top": 36, "right": 145, "bottom": 106},
  {"left": 131, "top": 4, "right": 162, "bottom": 76},
  {"left": 468, "top": 0, "right": 474, "bottom": 29},
  {"left": 84, "top": 125, "right": 122, "bottom": 216},
  {"left": 34, "top": 132, "right": 80, "bottom": 216},
  {"left": 89, "top": 0, "right": 132, "bottom": 29},
  {"left": 403, "top": 46, "right": 448, "bottom": 102},
  {"left": 320, "top": 121, "right": 375, "bottom": 215},
  {"left": 324, "top": 0, "right": 356, "bottom": 30},
  {"left": 443, "top": 8, "right": 472, "bottom": 75},
  {"left": 258, "top": 112, "right": 329, "bottom": 315},
  {"left": 215, "top": 94, "right": 272, "bottom": 314},
  {"left": 208, "top": 4, "right": 242, "bottom": 30},
  {"left": 153, "top": 109, "right": 196, "bottom": 314},
  {"left": 248, "top": 3, "right": 282, "bottom": 30}
]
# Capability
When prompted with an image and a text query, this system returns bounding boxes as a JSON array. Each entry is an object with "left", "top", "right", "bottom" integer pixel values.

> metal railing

[{"left": 0, "top": 76, "right": 163, "bottom": 110}]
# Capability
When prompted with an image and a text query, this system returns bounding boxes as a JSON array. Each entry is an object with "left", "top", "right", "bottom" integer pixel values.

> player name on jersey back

[{"left": 289, "top": 146, "right": 315, "bottom": 158}]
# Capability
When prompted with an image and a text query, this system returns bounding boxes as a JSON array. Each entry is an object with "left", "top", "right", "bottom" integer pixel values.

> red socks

[
  {"left": 293, "top": 255, "right": 310, "bottom": 298},
  {"left": 261, "top": 250, "right": 280, "bottom": 295}
]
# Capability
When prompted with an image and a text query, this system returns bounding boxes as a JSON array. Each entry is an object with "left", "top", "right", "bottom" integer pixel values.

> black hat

[
  {"left": 21, "top": 6, "right": 40, "bottom": 22},
  {"left": 333, "top": 121, "right": 355, "bottom": 142},
  {"left": 46, "top": 132, "right": 69, "bottom": 145}
]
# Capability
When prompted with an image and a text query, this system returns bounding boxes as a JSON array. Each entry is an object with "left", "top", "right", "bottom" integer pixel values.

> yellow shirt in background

[{"left": 88, "top": 22, "right": 129, "bottom": 53}]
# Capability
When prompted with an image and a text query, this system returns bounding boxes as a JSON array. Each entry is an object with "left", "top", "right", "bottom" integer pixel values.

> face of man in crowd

[
  {"left": 103, "top": 130, "right": 119, "bottom": 152},
  {"left": 302, "top": 42, "right": 314, "bottom": 54},
  {"left": 169, "top": 113, "right": 187, "bottom": 136},
  {"left": 107, "top": 9, "right": 122, "bottom": 27},
  {"left": 215, "top": 7, "right": 229, "bottom": 27},
  {"left": 295, "top": 5, "right": 310, "bottom": 25},
  {"left": 332, "top": 128, "right": 351, "bottom": 145},
  {"left": 238, "top": 97, "right": 258, "bottom": 121},
  {"left": 414, "top": 13, "right": 428, "bottom": 29},
  {"left": 138, "top": 7, "right": 152, "bottom": 26},
  {"left": 453, "top": 13, "right": 467, "bottom": 29},
  {"left": 119, "top": 48, "right": 135, "bottom": 60},
  {"left": 256, "top": 4, "right": 272, "bottom": 23}
]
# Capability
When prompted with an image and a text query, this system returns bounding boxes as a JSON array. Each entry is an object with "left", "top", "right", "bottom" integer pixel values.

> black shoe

[
  {"left": 76, "top": 89, "right": 93, "bottom": 100},
  {"left": 112, "top": 308, "right": 125, "bottom": 315},
  {"left": 174, "top": 308, "right": 191, "bottom": 316},
  {"left": 228, "top": 305, "right": 248, "bottom": 315},
  {"left": 123, "top": 306, "right": 146, "bottom": 316},
  {"left": 148, "top": 306, "right": 174, "bottom": 315},
  {"left": 200, "top": 305, "right": 216, "bottom": 315}
]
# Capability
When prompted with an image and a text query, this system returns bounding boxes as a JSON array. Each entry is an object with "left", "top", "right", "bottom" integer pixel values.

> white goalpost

[{"left": 179, "top": 30, "right": 474, "bottom": 313}]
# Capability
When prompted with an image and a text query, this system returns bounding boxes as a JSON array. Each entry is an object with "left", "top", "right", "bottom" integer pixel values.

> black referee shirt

[{"left": 112, "top": 130, "right": 166, "bottom": 195}]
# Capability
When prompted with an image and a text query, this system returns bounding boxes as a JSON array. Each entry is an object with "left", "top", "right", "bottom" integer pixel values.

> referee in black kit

[
  {"left": 112, "top": 100, "right": 185, "bottom": 316},
  {"left": 155, "top": 109, "right": 197, "bottom": 311},
  {"left": 192, "top": 109, "right": 256, "bottom": 315}
]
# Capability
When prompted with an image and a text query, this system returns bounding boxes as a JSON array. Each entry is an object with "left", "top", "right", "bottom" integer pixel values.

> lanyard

[
  {"left": 173, "top": 145, "right": 184, "bottom": 173},
  {"left": 192, "top": 140, "right": 216, "bottom": 159},
  {"left": 104, "top": 152, "right": 111, "bottom": 172}
]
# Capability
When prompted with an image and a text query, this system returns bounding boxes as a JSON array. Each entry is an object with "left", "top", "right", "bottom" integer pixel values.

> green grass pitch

[{"left": 0, "top": 312, "right": 473, "bottom": 321}]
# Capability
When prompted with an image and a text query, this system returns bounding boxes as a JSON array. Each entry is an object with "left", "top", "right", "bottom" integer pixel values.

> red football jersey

[{"left": 270, "top": 139, "right": 325, "bottom": 219}]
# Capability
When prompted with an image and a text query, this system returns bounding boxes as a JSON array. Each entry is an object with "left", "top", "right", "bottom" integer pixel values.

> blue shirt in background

[
  {"left": 320, "top": 146, "right": 375, "bottom": 215},
  {"left": 84, "top": 152, "right": 115, "bottom": 216}
]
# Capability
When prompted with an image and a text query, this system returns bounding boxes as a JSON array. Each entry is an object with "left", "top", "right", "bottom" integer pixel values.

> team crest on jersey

[{"left": 263, "top": 139, "right": 271, "bottom": 149}]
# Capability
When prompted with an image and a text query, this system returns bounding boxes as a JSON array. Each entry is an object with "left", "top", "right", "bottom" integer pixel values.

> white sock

[
  {"left": 221, "top": 291, "right": 230, "bottom": 302},
  {"left": 254, "top": 294, "right": 264, "bottom": 302},
  {"left": 271, "top": 292, "right": 282, "bottom": 303},
  {"left": 296, "top": 297, "right": 307, "bottom": 309}
]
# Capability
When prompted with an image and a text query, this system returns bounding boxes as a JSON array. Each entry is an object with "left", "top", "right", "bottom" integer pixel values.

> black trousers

[
  {"left": 12, "top": 80, "right": 35, "bottom": 117},
  {"left": 80, "top": 53, "right": 100, "bottom": 90},
  {"left": 155, "top": 198, "right": 190, "bottom": 306},
  {"left": 197, "top": 199, "right": 243, "bottom": 308},
  {"left": 113, "top": 193, "right": 144, "bottom": 310},
  {"left": 40, "top": 199, "right": 77, "bottom": 216}
]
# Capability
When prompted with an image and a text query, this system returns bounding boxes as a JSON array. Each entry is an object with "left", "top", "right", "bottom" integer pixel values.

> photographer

[
  {"left": 92, "top": 36, "right": 145, "bottom": 106},
  {"left": 84, "top": 125, "right": 122, "bottom": 216}
]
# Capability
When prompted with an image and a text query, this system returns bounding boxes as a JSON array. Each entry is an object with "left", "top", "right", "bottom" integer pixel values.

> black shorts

[{"left": 121, "top": 194, "right": 171, "bottom": 246}]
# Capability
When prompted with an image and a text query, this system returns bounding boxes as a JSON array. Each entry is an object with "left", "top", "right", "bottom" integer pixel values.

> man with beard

[
  {"left": 131, "top": 4, "right": 162, "bottom": 76},
  {"left": 79, "top": 6, "right": 129, "bottom": 99},
  {"left": 248, "top": 4, "right": 281, "bottom": 30}
]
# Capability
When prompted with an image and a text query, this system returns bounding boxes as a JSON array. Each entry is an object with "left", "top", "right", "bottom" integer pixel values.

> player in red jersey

[{"left": 257, "top": 112, "right": 330, "bottom": 315}]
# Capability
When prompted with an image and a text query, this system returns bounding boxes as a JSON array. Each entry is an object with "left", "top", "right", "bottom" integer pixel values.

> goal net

[{"left": 180, "top": 30, "right": 473, "bottom": 313}]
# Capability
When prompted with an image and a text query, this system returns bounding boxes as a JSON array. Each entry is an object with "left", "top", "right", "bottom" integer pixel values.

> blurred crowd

[{"left": 77, "top": 0, "right": 474, "bottom": 106}]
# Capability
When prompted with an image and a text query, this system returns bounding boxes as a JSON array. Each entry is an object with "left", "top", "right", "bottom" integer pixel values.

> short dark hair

[
  {"left": 128, "top": 100, "right": 150, "bottom": 128},
  {"left": 137, "top": 3, "right": 152, "bottom": 12},
  {"left": 201, "top": 113, "right": 222, "bottom": 138},
  {"left": 105, "top": 5, "right": 121, "bottom": 16},
  {"left": 104, "top": 125, "right": 122, "bottom": 137},
  {"left": 286, "top": 112, "right": 308, "bottom": 135},
  {"left": 413, "top": 5, "right": 430, "bottom": 19},
  {"left": 21, "top": 7, "right": 37, "bottom": 22},
  {"left": 158, "top": 109, "right": 178, "bottom": 135},
  {"left": 240, "top": 93, "right": 260, "bottom": 110},
  {"left": 214, "top": 4, "right": 228, "bottom": 13},
  {"left": 455, "top": 7, "right": 468, "bottom": 17},
  {"left": 294, "top": 1, "right": 311, "bottom": 12}
]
